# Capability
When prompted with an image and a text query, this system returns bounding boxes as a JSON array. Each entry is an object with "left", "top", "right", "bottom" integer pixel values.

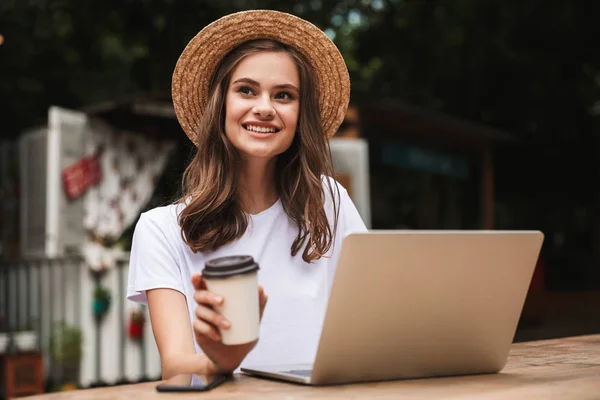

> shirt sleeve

[
  {"left": 339, "top": 186, "right": 368, "bottom": 237},
  {"left": 127, "top": 211, "right": 185, "bottom": 305}
]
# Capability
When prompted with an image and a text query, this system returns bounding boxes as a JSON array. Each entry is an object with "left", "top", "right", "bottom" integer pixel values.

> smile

[{"left": 243, "top": 124, "right": 281, "bottom": 134}]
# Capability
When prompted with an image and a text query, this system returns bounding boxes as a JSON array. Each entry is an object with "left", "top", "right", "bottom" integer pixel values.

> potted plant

[
  {"left": 0, "top": 317, "right": 38, "bottom": 352},
  {"left": 48, "top": 321, "right": 83, "bottom": 388},
  {"left": 15, "top": 326, "right": 37, "bottom": 351},
  {"left": 93, "top": 285, "right": 111, "bottom": 319},
  {"left": 128, "top": 309, "right": 146, "bottom": 341}
]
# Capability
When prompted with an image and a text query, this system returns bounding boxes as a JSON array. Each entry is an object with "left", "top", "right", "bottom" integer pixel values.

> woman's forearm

[
  {"left": 161, "top": 338, "right": 259, "bottom": 379},
  {"left": 161, "top": 352, "right": 219, "bottom": 379}
]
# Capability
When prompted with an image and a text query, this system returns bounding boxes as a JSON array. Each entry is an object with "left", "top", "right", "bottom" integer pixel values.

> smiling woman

[
  {"left": 225, "top": 50, "right": 299, "bottom": 160},
  {"left": 126, "top": 10, "right": 367, "bottom": 379},
  {"left": 178, "top": 38, "right": 331, "bottom": 260}
]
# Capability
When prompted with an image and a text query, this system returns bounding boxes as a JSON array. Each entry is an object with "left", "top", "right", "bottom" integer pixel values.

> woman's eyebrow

[
  {"left": 232, "top": 77, "right": 299, "bottom": 92},
  {"left": 232, "top": 77, "right": 259, "bottom": 86}
]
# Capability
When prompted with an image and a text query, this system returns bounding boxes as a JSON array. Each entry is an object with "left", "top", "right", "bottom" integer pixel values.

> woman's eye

[
  {"left": 238, "top": 86, "right": 254, "bottom": 95},
  {"left": 275, "top": 92, "right": 293, "bottom": 100}
]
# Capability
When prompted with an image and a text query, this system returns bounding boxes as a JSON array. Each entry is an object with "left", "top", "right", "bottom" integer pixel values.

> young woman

[{"left": 127, "top": 10, "right": 367, "bottom": 378}]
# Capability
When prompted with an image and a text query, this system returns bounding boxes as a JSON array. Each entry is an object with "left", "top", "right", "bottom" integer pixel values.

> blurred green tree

[{"left": 1, "top": 0, "right": 599, "bottom": 141}]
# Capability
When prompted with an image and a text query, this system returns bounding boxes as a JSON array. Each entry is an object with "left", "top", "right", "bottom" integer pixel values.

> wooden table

[{"left": 27, "top": 335, "right": 600, "bottom": 399}]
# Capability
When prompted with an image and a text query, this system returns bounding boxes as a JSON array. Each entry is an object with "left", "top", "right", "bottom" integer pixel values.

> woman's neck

[{"left": 238, "top": 157, "right": 278, "bottom": 215}]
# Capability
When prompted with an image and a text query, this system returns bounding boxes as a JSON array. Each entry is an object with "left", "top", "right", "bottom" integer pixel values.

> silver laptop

[{"left": 241, "top": 230, "right": 544, "bottom": 385}]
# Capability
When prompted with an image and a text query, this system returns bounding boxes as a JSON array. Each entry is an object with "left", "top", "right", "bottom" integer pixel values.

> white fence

[{"left": 0, "top": 256, "right": 161, "bottom": 388}]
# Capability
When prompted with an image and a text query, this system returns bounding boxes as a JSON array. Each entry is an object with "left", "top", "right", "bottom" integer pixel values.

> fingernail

[
  {"left": 221, "top": 319, "right": 231, "bottom": 329},
  {"left": 213, "top": 295, "right": 223, "bottom": 303}
]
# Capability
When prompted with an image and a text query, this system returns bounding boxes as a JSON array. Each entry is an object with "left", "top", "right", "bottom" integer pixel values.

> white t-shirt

[{"left": 127, "top": 178, "right": 367, "bottom": 368}]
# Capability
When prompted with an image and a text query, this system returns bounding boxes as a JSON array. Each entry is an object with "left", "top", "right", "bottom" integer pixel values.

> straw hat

[{"left": 172, "top": 10, "right": 350, "bottom": 145}]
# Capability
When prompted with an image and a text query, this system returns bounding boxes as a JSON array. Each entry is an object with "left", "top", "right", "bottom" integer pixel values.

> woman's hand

[{"left": 191, "top": 274, "right": 268, "bottom": 374}]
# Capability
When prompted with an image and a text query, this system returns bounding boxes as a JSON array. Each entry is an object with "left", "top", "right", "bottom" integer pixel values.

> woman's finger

[
  {"left": 196, "top": 304, "right": 231, "bottom": 330},
  {"left": 258, "top": 285, "right": 268, "bottom": 319},
  {"left": 194, "top": 289, "right": 224, "bottom": 307},
  {"left": 258, "top": 286, "right": 268, "bottom": 306},
  {"left": 191, "top": 274, "right": 205, "bottom": 291},
  {"left": 193, "top": 319, "right": 221, "bottom": 342}
]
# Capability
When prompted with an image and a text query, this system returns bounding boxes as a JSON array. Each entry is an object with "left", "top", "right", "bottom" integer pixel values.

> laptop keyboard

[{"left": 281, "top": 369, "right": 312, "bottom": 377}]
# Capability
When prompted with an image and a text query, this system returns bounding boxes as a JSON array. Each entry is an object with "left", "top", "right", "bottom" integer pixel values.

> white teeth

[{"left": 244, "top": 125, "right": 276, "bottom": 133}]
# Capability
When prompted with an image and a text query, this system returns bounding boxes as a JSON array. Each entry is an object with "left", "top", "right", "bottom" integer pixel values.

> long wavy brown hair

[{"left": 177, "top": 39, "right": 340, "bottom": 263}]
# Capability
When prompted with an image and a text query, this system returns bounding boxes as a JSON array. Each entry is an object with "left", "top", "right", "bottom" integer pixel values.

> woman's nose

[{"left": 252, "top": 95, "right": 275, "bottom": 118}]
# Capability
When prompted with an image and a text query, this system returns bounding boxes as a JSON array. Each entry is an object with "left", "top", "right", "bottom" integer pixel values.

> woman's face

[{"left": 224, "top": 51, "right": 300, "bottom": 161}]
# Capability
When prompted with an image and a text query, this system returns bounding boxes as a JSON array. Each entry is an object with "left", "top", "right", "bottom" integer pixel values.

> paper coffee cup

[{"left": 202, "top": 255, "right": 260, "bottom": 345}]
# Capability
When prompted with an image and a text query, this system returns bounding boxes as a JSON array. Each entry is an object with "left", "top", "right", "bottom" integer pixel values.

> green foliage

[
  {"left": 48, "top": 321, "right": 83, "bottom": 365},
  {"left": 347, "top": 0, "right": 600, "bottom": 140},
  {"left": 93, "top": 285, "right": 111, "bottom": 302},
  {"left": 1, "top": 0, "right": 599, "bottom": 140}
]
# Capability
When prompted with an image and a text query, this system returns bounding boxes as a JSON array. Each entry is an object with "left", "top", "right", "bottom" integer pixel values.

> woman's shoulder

[
  {"left": 320, "top": 174, "right": 348, "bottom": 195},
  {"left": 321, "top": 174, "right": 368, "bottom": 233},
  {"left": 320, "top": 174, "right": 352, "bottom": 208},
  {"left": 139, "top": 202, "right": 182, "bottom": 224},
  {"left": 319, "top": 174, "right": 351, "bottom": 218},
  {"left": 136, "top": 202, "right": 184, "bottom": 241}
]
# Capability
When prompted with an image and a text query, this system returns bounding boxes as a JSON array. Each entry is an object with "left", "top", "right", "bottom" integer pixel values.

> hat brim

[{"left": 172, "top": 10, "right": 350, "bottom": 145}]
